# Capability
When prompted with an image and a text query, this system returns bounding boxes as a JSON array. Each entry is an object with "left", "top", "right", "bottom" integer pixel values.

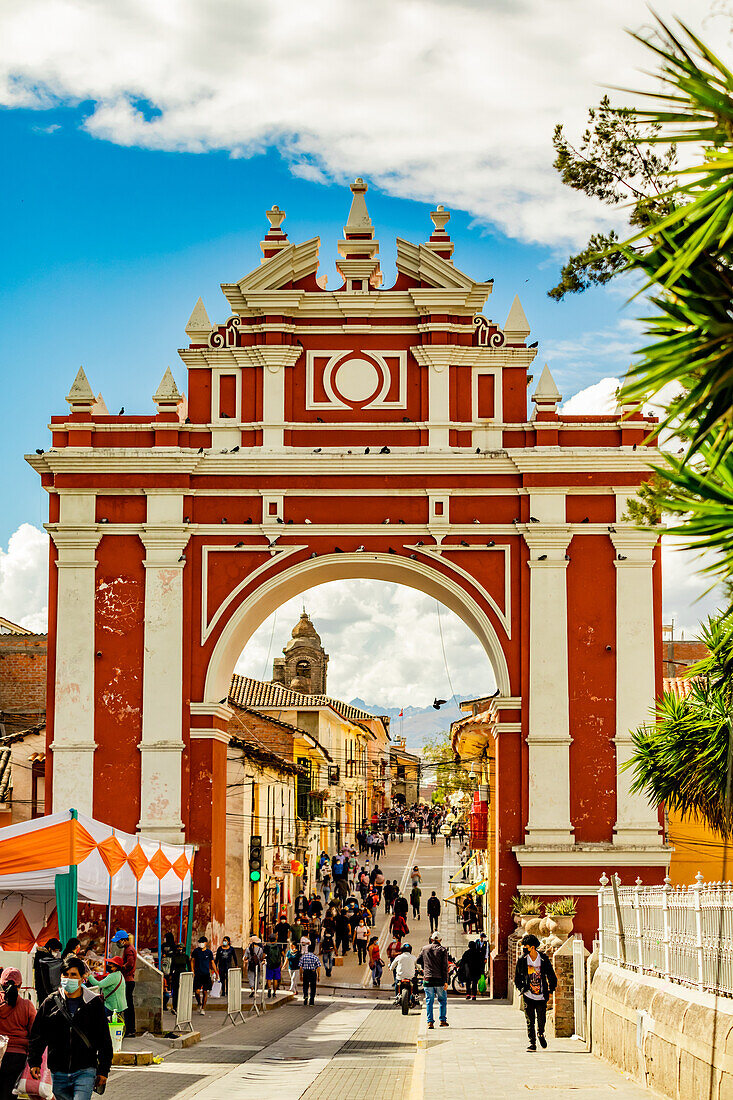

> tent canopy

[{"left": 0, "top": 810, "right": 194, "bottom": 907}]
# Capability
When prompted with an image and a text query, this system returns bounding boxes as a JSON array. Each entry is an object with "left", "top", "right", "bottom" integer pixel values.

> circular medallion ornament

[{"left": 332, "top": 356, "right": 381, "bottom": 405}]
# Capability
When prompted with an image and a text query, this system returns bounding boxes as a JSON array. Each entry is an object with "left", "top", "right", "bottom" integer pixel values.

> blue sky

[
  {"left": 0, "top": 0, "right": 724, "bottom": 694},
  {"left": 0, "top": 104, "right": 636, "bottom": 545}
]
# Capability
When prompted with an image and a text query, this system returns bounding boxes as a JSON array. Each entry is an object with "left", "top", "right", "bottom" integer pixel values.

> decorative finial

[
  {"left": 261, "top": 205, "right": 289, "bottom": 262},
  {"left": 531, "top": 364, "right": 562, "bottom": 418},
  {"left": 153, "top": 367, "right": 182, "bottom": 410},
  {"left": 599, "top": 873, "right": 609, "bottom": 887},
  {"left": 66, "top": 366, "right": 96, "bottom": 411},
  {"left": 425, "top": 204, "right": 454, "bottom": 261},
  {"left": 185, "top": 298, "right": 211, "bottom": 340},
  {"left": 337, "top": 177, "right": 381, "bottom": 291},
  {"left": 504, "top": 294, "right": 530, "bottom": 341}
]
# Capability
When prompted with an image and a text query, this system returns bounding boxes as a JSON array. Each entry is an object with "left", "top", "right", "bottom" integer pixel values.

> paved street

[{"left": 107, "top": 835, "right": 648, "bottom": 1099}]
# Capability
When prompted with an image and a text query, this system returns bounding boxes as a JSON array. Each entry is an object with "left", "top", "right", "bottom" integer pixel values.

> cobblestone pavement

[{"left": 105, "top": 837, "right": 649, "bottom": 1099}]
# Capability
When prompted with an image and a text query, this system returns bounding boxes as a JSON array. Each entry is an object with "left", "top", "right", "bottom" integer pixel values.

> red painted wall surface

[
  {"left": 567, "top": 535, "right": 616, "bottom": 841},
  {"left": 93, "top": 535, "right": 145, "bottom": 831}
]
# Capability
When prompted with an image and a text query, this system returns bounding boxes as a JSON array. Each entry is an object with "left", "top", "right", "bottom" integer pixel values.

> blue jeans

[
  {"left": 51, "top": 1068, "right": 97, "bottom": 1100},
  {"left": 424, "top": 984, "right": 447, "bottom": 1024}
]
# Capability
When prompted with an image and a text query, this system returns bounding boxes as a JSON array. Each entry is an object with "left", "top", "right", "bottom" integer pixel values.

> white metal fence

[{"left": 598, "top": 872, "right": 733, "bottom": 998}]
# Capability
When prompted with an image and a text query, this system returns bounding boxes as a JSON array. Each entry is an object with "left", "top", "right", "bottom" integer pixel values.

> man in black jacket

[
  {"left": 29, "top": 956, "right": 113, "bottom": 1100},
  {"left": 514, "top": 934, "right": 557, "bottom": 1051},
  {"left": 426, "top": 891, "right": 441, "bottom": 933},
  {"left": 417, "top": 932, "right": 449, "bottom": 1029},
  {"left": 33, "top": 937, "right": 63, "bottom": 1003}
]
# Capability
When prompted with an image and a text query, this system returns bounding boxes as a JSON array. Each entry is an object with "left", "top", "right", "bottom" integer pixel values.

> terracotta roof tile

[
  {"left": 663, "top": 677, "right": 698, "bottom": 699},
  {"left": 228, "top": 674, "right": 387, "bottom": 731}
]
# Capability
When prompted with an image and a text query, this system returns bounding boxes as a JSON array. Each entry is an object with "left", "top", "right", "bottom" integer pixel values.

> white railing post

[
  {"left": 598, "top": 873, "right": 609, "bottom": 961},
  {"left": 634, "top": 877, "right": 643, "bottom": 974},
  {"left": 611, "top": 874, "right": 626, "bottom": 965},
  {"left": 693, "top": 870, "right": 705, "bottom": 991},
  {"left": 662, "top": 875, "right": 672, "bottom": 982}
]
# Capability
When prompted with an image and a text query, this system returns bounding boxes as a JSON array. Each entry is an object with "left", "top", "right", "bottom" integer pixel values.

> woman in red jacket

[{"left": 0, "top": 967, "right": 36, "bottom": 1100}]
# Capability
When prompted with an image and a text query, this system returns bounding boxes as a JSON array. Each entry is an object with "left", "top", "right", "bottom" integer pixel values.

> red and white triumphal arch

[{"left": 30, "top": 180, "right": 668, "bottom": 976}]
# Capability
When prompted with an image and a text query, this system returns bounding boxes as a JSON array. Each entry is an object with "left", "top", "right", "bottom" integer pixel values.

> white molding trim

[
  {"left": 203, "top": 550, "right": 513, "bottom": 703},
  {"left": 471, "top": 365, "right": 503, "bottom": 424},
  {"left": 201, "top": 543, "right": 308, "bottom": 645},
  {"left": 305, "top": 350, "right": 407, "bottom": 411},
  {"left": 29, "top": 448, "right": 657, "bottom": 478},
  {"left": 190, "top": 702, "right": 233, "bottom": 721},
  {"left": 513, "top": 846, "right": 673, "bottom": 867},
  {"left": 517, "top": 884, "right": 603, "bottom": 896},
  {"left": 408, "top": 543, "right": 511, "bottom": 637},
  {"left": 190, "top": 728, "right": 231, "bottom": 744}
]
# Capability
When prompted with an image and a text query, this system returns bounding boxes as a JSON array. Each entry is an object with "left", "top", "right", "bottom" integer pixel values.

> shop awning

[{"left": 444, "top": 879, "right": 487, "bottom": 903}]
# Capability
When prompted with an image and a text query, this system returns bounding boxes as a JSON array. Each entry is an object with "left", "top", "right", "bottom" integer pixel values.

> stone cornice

[
  {"left": 522, "top": 526, "right": 572, "bottom": 558},
  {"left": 610, "top": 529, "right": 661, "bottom": 560},
  {"left": 28, "top": 448, "right": 660, "bottom": 481},
  {"left": 411, "top": 345, "right": 536, "bottom": 371}
]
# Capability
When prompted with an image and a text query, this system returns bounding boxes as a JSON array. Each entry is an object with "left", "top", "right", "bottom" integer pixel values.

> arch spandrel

[{"left": 202, "top": 551, "right": 513, "bottom": 704}]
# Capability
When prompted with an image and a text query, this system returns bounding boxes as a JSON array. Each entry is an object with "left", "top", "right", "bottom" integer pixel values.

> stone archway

[
  {"left": 204, "top": 552, "right": 511, "bottom": 704},
  {"left": 30, "top": 179, "right": 669, "bottom": 989}
]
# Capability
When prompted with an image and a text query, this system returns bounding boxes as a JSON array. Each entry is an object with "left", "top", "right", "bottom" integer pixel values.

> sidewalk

[{"left": 413, "top": 998, "right": 647, "bottom": 1099}]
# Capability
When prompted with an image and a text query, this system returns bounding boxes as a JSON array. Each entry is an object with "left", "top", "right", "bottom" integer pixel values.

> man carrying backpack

[
  {"left": 246, "top": 937, "right": 264, "bottom": 997},
  {"left": 514, "top": 934, "right": 557, "bottom": 1051},
  {"left": 29, "top": 956, "right": 112, "bottom": 1100}
]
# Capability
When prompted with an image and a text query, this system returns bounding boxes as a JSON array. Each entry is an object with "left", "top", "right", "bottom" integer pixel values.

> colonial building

[
  {"left": 228, "top": 672, "right": 389, "bottom": 849},
  {"left": 30, "top": 180, "right": 667, "bottom": 986},
  {"left": 389, "top": 738, "right": 420, "bottom": 806},
  {"left": 225, "top": 707, "right": 304, "bottom": 944},
  {"left": 0, "top": 618, "right": 47, "bottom": 824}
]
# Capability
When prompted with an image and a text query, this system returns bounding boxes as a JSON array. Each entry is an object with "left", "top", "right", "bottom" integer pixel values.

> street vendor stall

[{"left": 0, "top": 809, "right": 196, "bottom": 974}]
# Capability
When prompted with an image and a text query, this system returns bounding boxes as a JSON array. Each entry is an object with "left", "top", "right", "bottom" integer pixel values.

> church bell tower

[{"left": 272, "top": 610, "right": 329, "bottom": 695}]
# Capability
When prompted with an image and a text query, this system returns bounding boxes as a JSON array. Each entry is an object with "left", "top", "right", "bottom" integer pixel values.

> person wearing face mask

[
  {"left": 29, "top": 957, "right": 112, "bottom": 1100},
  {"left": 86, "top": 957, "right": 127, "bottom": 1019},
  {"left": 0, "top": 968, "right": 36, "bottom": 1100},
  {"left": 214, "top": 937, "right": 237, "bottom": 997}
]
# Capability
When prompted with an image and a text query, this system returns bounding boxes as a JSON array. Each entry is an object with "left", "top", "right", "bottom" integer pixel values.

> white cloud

[
  {"left": 0, "top": 524, "right": 49, "bottom": 633},
  {"left": 661, "top": 538, "right": 726, "bottom": 638},
  {"left": 562, "top": 376, "right": 619, "bottom": 415},
  {"left": 235, "top": 579, "right": 493, "bottom": 709},
  {"left": 1, "top": 0, "right": 727, "bottom": 247}
]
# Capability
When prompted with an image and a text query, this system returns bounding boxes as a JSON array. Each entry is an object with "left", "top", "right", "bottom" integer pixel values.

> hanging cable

[
  {"left": 261, "top": 608, "right": 278, "bottom": 680},
  {"left": 435, "top": 599, "right": 459, "bottom": 710}
]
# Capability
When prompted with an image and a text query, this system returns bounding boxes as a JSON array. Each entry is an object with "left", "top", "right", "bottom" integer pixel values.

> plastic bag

[
  {"left": 211, "top": 980, "right": 223, "bottom": 999},
  {"left": 14, "top": 1049, "right": 53, "bottom": 1099},
  {"left": 109, "top": 1012, "right": 125, "bottom": 1053},
  {"left": 478, "top": 974, "right": 487, "bottom": 995}
]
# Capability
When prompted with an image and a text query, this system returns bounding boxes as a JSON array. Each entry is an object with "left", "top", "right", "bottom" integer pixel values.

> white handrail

[{"left": 597, "top": 872, "right": 733, "bottom": 998}]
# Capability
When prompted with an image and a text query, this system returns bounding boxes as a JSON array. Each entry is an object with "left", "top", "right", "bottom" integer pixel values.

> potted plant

[
  {"left": 511, "top": 895, "right": 541, "bottom": 930},
  {"left": 544, "top": 897, "right": 577, "bottom": 937}
]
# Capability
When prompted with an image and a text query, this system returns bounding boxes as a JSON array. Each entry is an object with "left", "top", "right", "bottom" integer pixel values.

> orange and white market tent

[{"left": 0, "top": 810, "right": 195, "bottom": 951}]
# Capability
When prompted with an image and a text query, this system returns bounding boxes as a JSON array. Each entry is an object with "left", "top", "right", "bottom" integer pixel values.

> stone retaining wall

[{"left": 590, "top": 961, "right": 733, "bottom": 1098}]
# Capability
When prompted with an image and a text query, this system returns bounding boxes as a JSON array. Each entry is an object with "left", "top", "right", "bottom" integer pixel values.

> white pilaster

[
  {"left": 50, "top": 503, "right": 101, "bottom": 815},
  {"left": 412, "top": 348, "right": 451, "bottom": 449},
  {"left": 257, "top": 346, "right": 301, "bottom": 451},
  {"left": 524, "top": 523, "right": 574, "bottom": 845},
  {"left": 611, "top": 528, "right": 662, "bottom": 845},
  {"left": 139, "top": 491, "right": 188, "bottom": 841}
]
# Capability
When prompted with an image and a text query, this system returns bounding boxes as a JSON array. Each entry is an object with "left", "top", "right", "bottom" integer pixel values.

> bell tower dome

[{"left": 272, "top": 610, "right": 329, "bottom": 695}]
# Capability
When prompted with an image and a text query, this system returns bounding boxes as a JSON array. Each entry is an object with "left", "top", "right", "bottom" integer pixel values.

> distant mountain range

[{"left": 349, "top": 694, "right": 478, "bottom": 754}]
